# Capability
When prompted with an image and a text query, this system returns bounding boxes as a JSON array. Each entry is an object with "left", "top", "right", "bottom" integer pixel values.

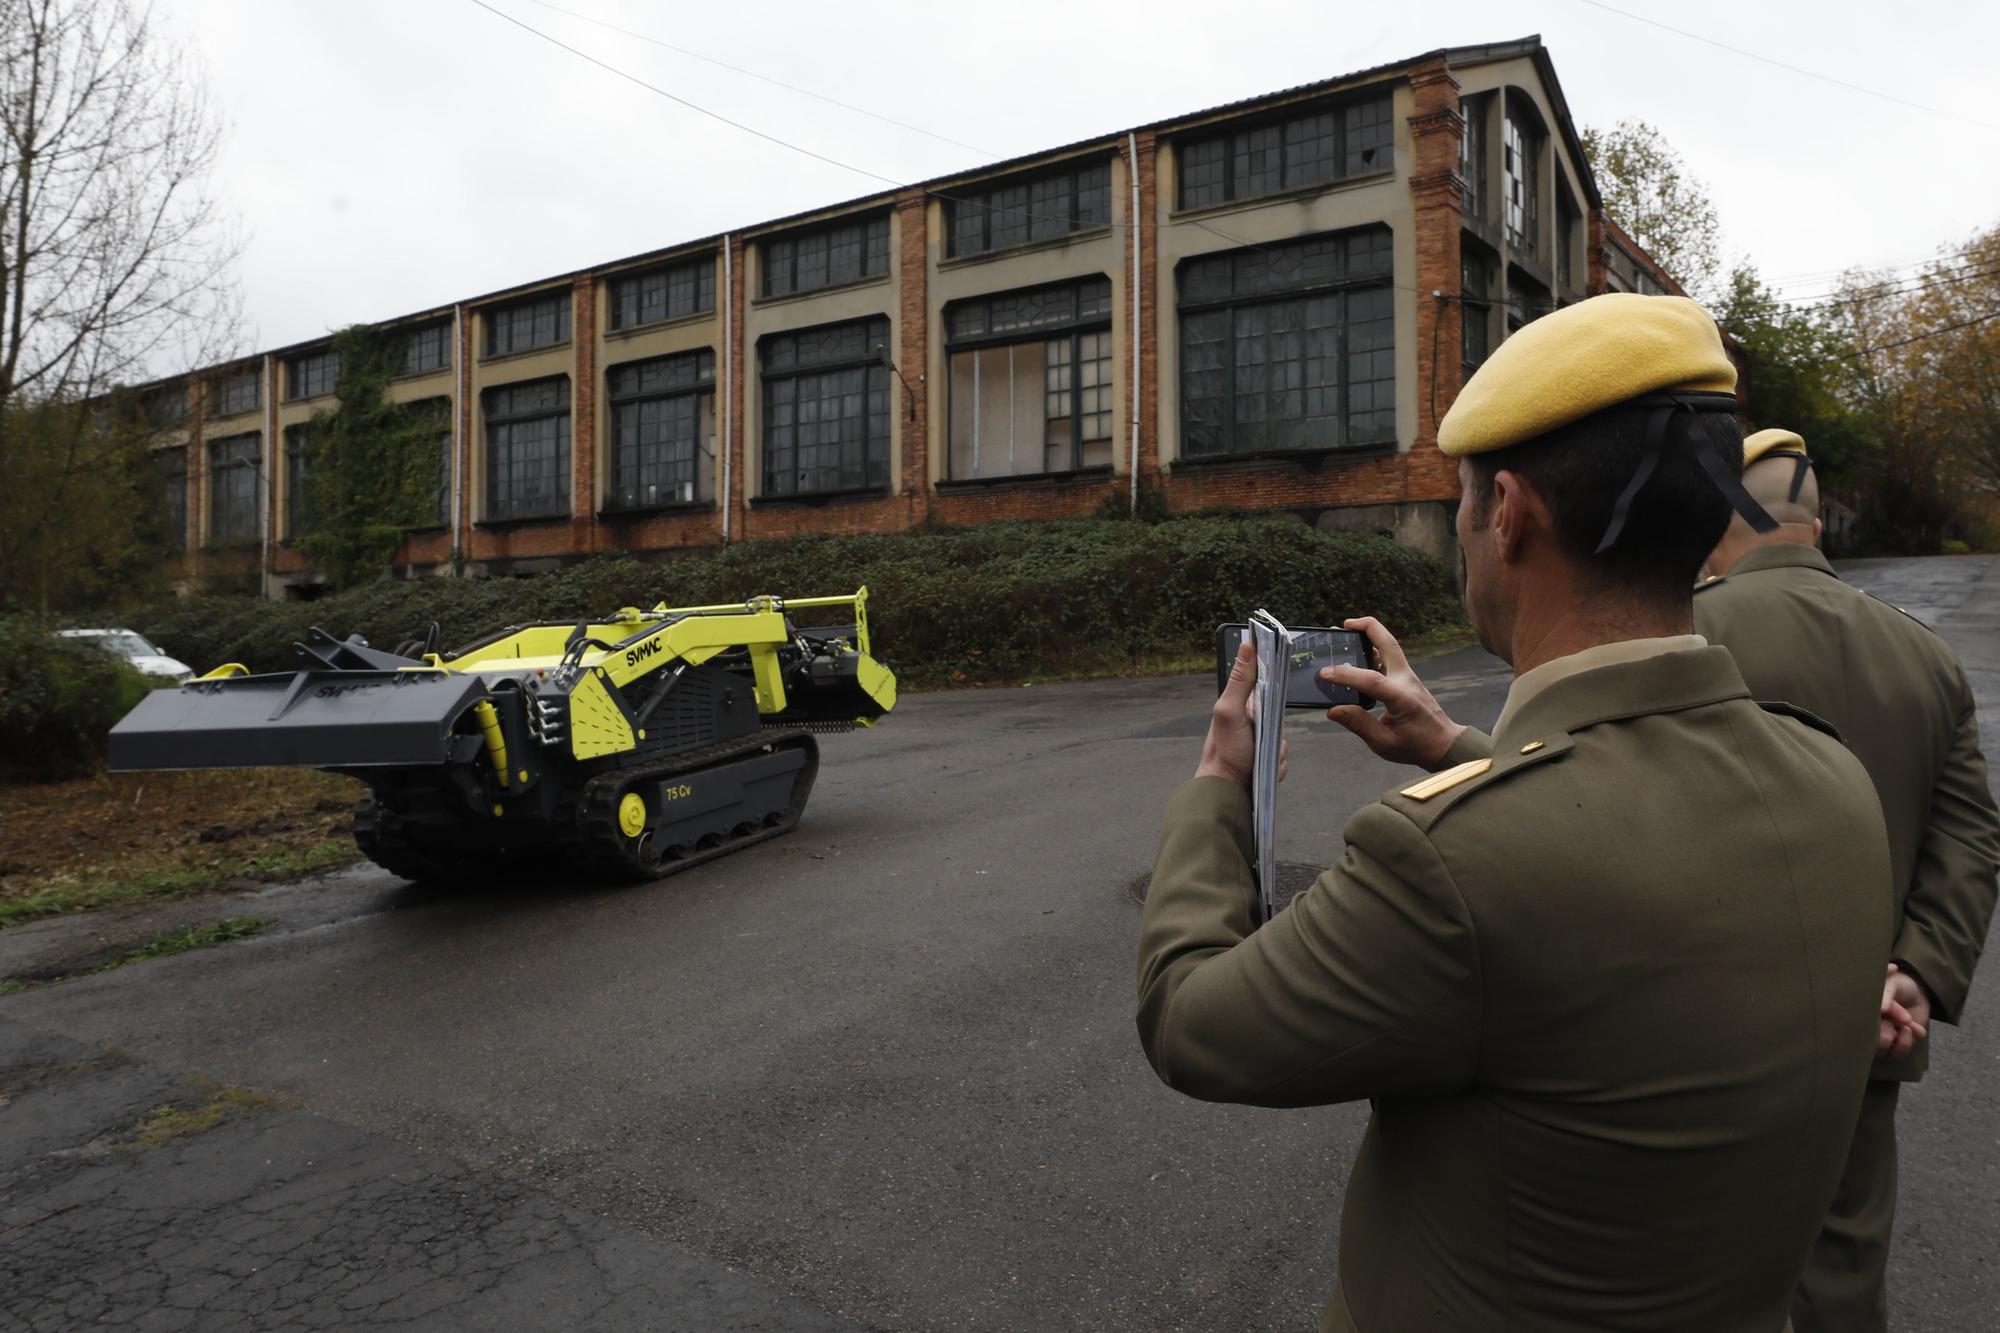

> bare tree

[
  {"left": 0, "top": 0, "right": 240, "bottom": 612},
  {"left": 1582, "top": 119, "right": 1723, "bottom": 301}
]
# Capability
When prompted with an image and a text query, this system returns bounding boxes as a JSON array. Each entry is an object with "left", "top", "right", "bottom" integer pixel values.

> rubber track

[
  {"left": 352, "top": 789, "right": 508, "bottom": 883},
  {"left": 560, "top": 729, "right": 820, "bottom": 882}
]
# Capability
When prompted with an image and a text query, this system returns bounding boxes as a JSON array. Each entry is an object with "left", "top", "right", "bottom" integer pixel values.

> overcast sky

[{"left": 173, "top": 0, "right": 1999, "bottom": 354}]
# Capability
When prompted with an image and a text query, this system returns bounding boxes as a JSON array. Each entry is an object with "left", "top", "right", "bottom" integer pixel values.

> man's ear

[
  {"left": 1812, "top": 516, "right": 1824, "bottom": 546},
  {"left": 1488, "top": 469, "right": 1548, "bottom": 564}
]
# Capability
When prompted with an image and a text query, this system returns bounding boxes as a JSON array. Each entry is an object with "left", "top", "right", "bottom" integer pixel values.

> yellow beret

[
  {"left": 1743, "top": 428, "right": 1806, "bottom": 467},
  {"left": 1438, "top": 293, "right": 1737, "bottom": 456}
]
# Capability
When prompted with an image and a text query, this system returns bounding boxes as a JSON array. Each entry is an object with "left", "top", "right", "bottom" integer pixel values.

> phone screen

[{"left": 1215, "top": 624, "right": 1375, "bottom": 709}]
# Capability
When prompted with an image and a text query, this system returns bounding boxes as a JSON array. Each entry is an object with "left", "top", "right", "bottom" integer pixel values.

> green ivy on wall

[{"left": 293, "top": 325, "right": 448, "bottom": 588}]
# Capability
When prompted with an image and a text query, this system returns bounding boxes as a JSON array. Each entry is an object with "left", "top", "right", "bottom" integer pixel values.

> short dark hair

[{"left": 1466, "top": 403, "right": 1740, "bottom": 601}]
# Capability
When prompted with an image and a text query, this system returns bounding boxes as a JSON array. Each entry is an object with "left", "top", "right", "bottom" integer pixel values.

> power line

[
  {"left": 1837, "top": 309, "right": 2000, "bottom": 361},
  {"left": 1773, "top": 264, "right": 2000, "bottom": 312},
  {"left": 1763, "top": 245, "right": 1981, "bottom": 286},
  {"left": 466, "top": 0, "right": 905, "bottom": 188},
  {"left": 518, "top": 0, "right": 998, "bottom": 159},
  {"left": 463, "top": 0, "right": 1315, "bottom": 271},
  {"left": 1573, "top": 1, "right": 1995, "bottom": 130},
  {"left": 475, "top": 0, "right": 1979, "bottom": 333}
]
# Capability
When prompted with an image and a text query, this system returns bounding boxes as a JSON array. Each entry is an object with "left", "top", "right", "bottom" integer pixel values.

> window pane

[
  {"left": 1076, "top": 330, "right": 1113, "bottom": 454},
  {"left": 1075, "top": 161, "right": 1111, "bottom": 227},
  {"left": 206, "top": 434, "right": 260, "bottom": 543},
  {"left": 765, "top": 239, "right": 795, "bottom": 297},
  {"left": 988, "top": 185, "right": 1029, "bottom": 253},
  {"left": 1285, "top": 112, "right": 1337, "bottom": 189},
  {"left": 762, "top": 319, "right": 890, "bottom": 494},
  {"left": 401, "top": 323, "right": 450, "bottom": 375},
  {"left": 1461, "top": 95, "right": 1489, "bottom": 221},
  {"left": 1343, "top": 97, "right": 1392, "bottom": 177},
  {"left": 483, "top": 378, "right": 569, "bottom": 519},
  {"left": 285, "top": 426, "right": 313, "bottom": 539},
  {"left": 1176, "top": 236, "right": 1395, "bottom": 457},
  {"left": 607, "top": 351, "right": 715, "bottom": 508},
  {"left": 489, "top": 295, "right": 569, "bottom": 355},
  {"left": 155, "top": 448, "right": 187, "bottom": 550},
  {"left": 1180, "top": 137, "right": 1226, "bottom": 210},
  {"left": 289, "top": 351, "right": 340, "bottom": 399},
  {"left": 949, "top": 343, "right": 1047, "bottom": 479},
  {"left": 949, "top": 198, "right": 986, "bottom": 258},
  {"left": 215, "top": 370, "right": 260, "bottom": 416},
  {"left": 1232, "top": 124, "right": 1282, "bottom": 202},
  {"left": 1462, "top": 251, "right": 1493, "bottom": 370},
  {"left": 1180, "top": 309, "right": 1230, "bottom": 455}
]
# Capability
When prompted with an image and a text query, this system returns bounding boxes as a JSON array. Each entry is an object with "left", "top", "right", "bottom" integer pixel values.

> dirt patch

[{"left": 0, "top": 770, "right": 361, "bottom": 926}]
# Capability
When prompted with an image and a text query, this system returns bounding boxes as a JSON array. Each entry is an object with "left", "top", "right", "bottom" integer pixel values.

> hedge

[
  {"left": 98, "top": 515, "right": 1458, "bottom": 690},
  {"left": 0, "top": 619, "right": 161, "bottom": 781}
]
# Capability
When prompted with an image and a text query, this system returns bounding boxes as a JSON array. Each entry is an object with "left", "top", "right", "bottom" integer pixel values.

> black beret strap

[{"left": 1595, "top": 392, "right": 1776, "bottom": 554}]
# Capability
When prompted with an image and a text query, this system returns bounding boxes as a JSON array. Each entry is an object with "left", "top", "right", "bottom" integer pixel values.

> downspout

[
  {"left": 1127, "top": 132, "right": 1141, "bottom": 514},
  {"left": 721, "top": 234, "right": 734, "bottom": 543},
  {"left": 451, "top": 302, "right": 465, "bottom": 569}
]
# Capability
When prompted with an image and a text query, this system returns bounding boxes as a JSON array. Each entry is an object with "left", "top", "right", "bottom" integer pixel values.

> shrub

[
  {"left": 1941, "top": 538, "right": 1972, "bottom": 556},
  {"left": 0, "top": 618, "right": 160, "bottom": 781},
  {"left": 104, "top": 515, "right": 1457, "bottom": 689}
]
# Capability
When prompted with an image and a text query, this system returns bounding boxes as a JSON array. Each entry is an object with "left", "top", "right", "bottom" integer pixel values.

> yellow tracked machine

[{"left": 108, "top": 590, "right": 896, "bottom": 883}]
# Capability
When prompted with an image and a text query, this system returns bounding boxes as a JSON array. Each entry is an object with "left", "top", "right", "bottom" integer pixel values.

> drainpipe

[
  {"left": 1127, "top": 132, "right": 1142, "bottom": 515},
  {"left": 452, "top": 302, "right": 465, "bottom": 569},
  {"left": 721, "top": 234, "right": 734, "bottom": 544}
]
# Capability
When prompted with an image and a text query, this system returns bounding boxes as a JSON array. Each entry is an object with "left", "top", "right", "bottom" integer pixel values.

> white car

[{"left": 58, "top": 628, "right": 195, "bottom": 684}]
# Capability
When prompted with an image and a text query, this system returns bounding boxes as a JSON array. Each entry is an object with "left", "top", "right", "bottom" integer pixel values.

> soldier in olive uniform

[
  {"left": 1693, "top": 429, "right": 2000, "bottom": 1333},
  {"left": 1138, "top": 294, "right": 1893, "bottom": 1332}
]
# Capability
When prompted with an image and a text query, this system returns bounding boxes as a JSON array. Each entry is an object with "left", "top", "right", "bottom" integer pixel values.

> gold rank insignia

[{"left": 1400, "top": 758, "right": 1493, "bottom": 801}]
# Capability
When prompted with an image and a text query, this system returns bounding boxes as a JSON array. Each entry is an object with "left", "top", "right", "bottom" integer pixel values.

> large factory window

[
  {"left": 607, "top": 349, "right": 715, "bottom": 510},
  {"left": 483, "top": 377, "right": 570, "bottom": 521},
  {"left": 1177, "top": 227, "right": 1395, "bottom": 457},
  {"left": 205, "top": 433, "right": 261, "bottom": 545},
  {"left": 759, "top": 317, "right": 891, "bottom": 497},
  {"left": 945, "top": 276, "right": 1113, "bottom": 480}
]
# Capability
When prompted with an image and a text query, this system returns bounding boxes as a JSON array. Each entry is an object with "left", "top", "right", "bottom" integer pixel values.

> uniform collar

[
  {"left": 1495, "top": 641, "right": 1751, "bottom": 745},
  {"left": 1723, "top": 542, "right": 1837, "bottom": 579}
]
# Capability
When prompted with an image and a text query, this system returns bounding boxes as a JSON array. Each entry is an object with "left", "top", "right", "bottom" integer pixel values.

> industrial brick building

[{"left": 132, "top": 36, "right": 1682, "bottom": 597}]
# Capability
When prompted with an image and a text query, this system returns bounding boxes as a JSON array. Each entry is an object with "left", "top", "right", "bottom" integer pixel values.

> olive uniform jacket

[
  {"left": 1138, "top": 647, "right": 1890, "bottom": 1332},
  {"left": 1694, "top": 543, "right": 2000, "bottom": 1077}
]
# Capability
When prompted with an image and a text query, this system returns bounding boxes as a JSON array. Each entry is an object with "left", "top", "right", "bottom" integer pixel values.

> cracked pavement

[
  {"left": 0, "top": 1023, "right": 854, "bottom": 1331},
  {"left": 2, "top": 555, "right": 1997, "bottom": 1330}
]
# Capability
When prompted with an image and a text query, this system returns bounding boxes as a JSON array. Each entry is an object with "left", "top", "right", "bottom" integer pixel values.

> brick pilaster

[
  {"left": 571, "top": 273, "right": 598, "bottom": 552},
  {"left": 723, "top": 235, "right": 747, "bottom": 542},
  {"left": 1130, "top": 130, "right": 1162, "bottom": 489},
  {"left": 895, "top": 189, "right": 931, "bottom": 526},
  {"left": 458, "top": 308, "right": 476, "bottom": 539},
  {"left": 1407, "top": 59, "right": 1465, "bottom": 473}
]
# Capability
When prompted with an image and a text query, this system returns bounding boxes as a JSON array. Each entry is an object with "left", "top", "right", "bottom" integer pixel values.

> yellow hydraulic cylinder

[{"left": 472, "top": 700, "right": 510, "bottom": 788}]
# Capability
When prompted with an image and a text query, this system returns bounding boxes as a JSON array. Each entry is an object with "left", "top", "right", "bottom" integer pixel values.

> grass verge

[
  {"left": 1, "top": 916, "right": 268, "bottom": 995},
  {"left": 0, "top": 769, "right": 359, "bottom": 928}
]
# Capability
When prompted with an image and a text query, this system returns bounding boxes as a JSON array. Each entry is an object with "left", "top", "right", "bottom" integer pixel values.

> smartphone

[{"left": 1216, "top": 623, "right": 1376, "bottom": 709}]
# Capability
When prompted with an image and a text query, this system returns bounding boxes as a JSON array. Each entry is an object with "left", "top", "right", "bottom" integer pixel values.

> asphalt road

[{"left": 5, "top": 554, "right": 1999, "bottom": 1330}]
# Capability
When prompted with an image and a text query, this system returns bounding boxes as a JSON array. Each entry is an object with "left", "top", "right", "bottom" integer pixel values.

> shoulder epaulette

[
  {"left": 1755, "top": 699, "right": 1844, "bottom": 743},
  {"left": 1864, "top": 592, "right": 1939, "bottom": 635},
  {"left": 1399, "top": 758, "right": 1491, "bottom": 800},
  {"left": 1387, "top": 735, "right": 1575, "bottom": 828}
]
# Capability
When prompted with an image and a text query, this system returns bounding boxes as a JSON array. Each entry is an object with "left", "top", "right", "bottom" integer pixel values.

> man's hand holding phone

[{"left": 1321, "top": 617, "right": 1468, "bottom": 773}]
